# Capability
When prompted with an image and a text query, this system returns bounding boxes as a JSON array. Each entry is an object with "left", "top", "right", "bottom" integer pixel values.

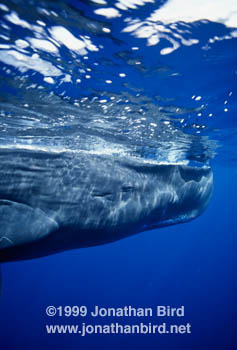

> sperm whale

[{"left": 0, "top": 148, "right": 213, "bottom": 262}]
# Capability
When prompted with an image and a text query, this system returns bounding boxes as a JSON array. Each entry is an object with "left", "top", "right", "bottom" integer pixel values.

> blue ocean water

[{"left": 0, "top": 0, "right": 236, "bottom": 349}]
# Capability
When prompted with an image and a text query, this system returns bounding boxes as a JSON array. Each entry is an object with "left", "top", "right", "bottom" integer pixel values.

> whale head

[{"left": 141, "top": 163, "right": 213, "bottom": 230}]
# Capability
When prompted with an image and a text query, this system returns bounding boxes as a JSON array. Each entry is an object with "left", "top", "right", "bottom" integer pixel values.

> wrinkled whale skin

[{"left": 0, "top": 149, "right": 213, "bottom": 262}]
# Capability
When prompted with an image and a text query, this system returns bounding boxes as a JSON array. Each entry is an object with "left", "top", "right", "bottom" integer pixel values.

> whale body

[{"left": 0, "top": 148, "right": 213, "bottom": 263}]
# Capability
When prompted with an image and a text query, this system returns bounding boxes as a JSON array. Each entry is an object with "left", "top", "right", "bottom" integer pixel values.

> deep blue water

[
  {"left": 1, "top": 164, "right": 237, "bottom": 350},
  {"left": 0, "top": 0, "right": 237, "bottom": 349}
]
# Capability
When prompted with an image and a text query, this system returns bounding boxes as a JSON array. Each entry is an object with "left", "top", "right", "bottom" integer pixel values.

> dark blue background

[{"left": 0, "top": 164, "right": 236, "bottom": 350}]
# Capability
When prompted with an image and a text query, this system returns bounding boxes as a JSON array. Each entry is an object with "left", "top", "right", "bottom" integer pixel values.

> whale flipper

[{"left": 0, "top": 200, "right": 58, "bottom": 249}]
